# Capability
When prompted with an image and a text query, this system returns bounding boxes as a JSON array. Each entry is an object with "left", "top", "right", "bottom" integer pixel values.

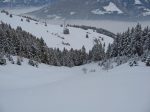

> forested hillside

[{"left": 0, "top": 21, "right": 150, "bottom": 67}]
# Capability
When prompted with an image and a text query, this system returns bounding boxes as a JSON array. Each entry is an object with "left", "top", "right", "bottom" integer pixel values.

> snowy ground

[
  {"left": 0, "top": 58, "right": 150, "bottom": 112},
  {"left": 0, "top": 11, "right": 113, "bottom": 51}
]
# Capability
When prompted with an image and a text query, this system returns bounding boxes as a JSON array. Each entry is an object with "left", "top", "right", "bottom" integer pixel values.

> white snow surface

[
  {"left": 135, "top": 0, "right": 142, "bottom": 4},
  {"left": 104, "top": 2, "right": 123, "bottom": 14},
  {"left": 0, "top": 58, "right": 150, "bottom": 112},
  {"left": 0, "top": 11, "right": 113, "bottom": 52}
]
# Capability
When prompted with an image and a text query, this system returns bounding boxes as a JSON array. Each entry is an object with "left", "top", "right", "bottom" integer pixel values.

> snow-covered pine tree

[
  {"left": 91, "top": 42, "right": 105, "bottom": 61},
  {"left": 106, "top": 43, "right": 112, "bottom": 59},
  {"left": 142, "top": 26, "right": 149, "bottom": 48},
  {"left": 132, "top": 24, "right": 143, "bottom": 56},
  {"left": 122, "top": 28, "right": 132, "bottom": 56},
  {"left": 80, "top": 46, "right": 87, "bottom": 64},
  {"left": 111, "top": 33, "right": 121, "bottom": 57},
  {"left": 144, "top": 32, "right": 150, "bottom": 51}
]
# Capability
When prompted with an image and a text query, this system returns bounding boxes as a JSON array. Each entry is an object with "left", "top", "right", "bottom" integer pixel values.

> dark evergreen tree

[{"left": 91, "top": 42, "right": 105, "bottom": 61}]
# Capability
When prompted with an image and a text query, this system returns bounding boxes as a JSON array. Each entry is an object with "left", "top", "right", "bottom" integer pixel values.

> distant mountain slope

[
  {"left": 0, "top": 0, "right": 58, "bottom": 7},
  {"left": 30, "top": 0, "right": 150, "bottom": 20}
]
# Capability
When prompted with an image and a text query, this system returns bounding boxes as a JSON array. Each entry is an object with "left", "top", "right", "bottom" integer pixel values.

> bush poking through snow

[
  {"left": 45, "top": 22, "right": 47, "bottom": 27},
  {"left": 7, "top": 55, "right": 14, "bottom": 64},
  {"left": 60, "top": 24, "right": 63, "bottom": 27},
  {"left": 89, "top": 69, "right": 96, "bottom": 73},
  {"left": 103, "top": 60, "right": 113, "bottom": 71},
  {"left": 86, "top": 34, "right": 89, "bottom": 38},
  {"left": 0, "top": 58, "right": 6, "bottom": 65},
  {"left": 26, "top": 18, "right": 30, "bottom": 22},
  {"left": 82, "top": 68, "right": 88, "bottom": 74},
  {"left": 10, "top": 14, "right": 13, "bottom": 18},
  {"left": 146, "top": 55, "right": 150, "bottom": 66},
  {"left": 16, "top": 57, "right": 21, "bottom": 65},
  {"left": 129, "top": 61, "right": 138, "bottom": 67},
  {"left": 28, "top": 59, "right": 38, "bottom": 68},
  {"left": 98, "top": 61, "right": 105, "bottom": 67},
  {"left": 21, "top": 18, "right": 23, "bottom": 22}
]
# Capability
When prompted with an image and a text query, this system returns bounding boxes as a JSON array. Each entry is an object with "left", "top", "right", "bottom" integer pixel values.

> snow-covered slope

[
  {"left": 0, "top": 11, "right": 113, "bottom": 51},
  {"left": 0, "top": 58, "right": 150, "bottom": 112}
]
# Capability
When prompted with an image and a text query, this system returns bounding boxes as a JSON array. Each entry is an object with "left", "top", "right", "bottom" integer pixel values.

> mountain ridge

[{"left": 29, "top": 0, "right": 150, "bottom": 20}]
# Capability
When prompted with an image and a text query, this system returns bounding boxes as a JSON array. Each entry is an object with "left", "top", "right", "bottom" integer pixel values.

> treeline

[
  {"left": 0, "top": 22, "right": 105, "bottom": 67},
  {"left": 106, "top": 23, "right": 150, "bottom": 61},
  {"left": 68, "top": 24, "right": 116, "bottom": 39},
  {"left": 0, "top": 22, "right": 150, "bottom": 67}
]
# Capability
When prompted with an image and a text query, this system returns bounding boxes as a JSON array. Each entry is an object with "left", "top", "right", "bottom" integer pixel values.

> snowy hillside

[
  {"left": 0, "top": 11, "right": 113, "bottom": 51},
  {"left": 0, "top": 58, "right": 150, "bottom": 112}
]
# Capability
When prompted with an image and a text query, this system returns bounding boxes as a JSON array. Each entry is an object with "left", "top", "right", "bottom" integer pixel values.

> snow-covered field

[
  {"left": 0, "top": 11, "right": 113, "bottom": 51},
  {"left": 0, "top": 59, "right": 150, "bottom": 112}
]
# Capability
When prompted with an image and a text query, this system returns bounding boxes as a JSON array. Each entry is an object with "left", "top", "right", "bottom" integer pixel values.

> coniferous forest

[{"left": 0, "top": 21, "right": 150, "bottom": 67}]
